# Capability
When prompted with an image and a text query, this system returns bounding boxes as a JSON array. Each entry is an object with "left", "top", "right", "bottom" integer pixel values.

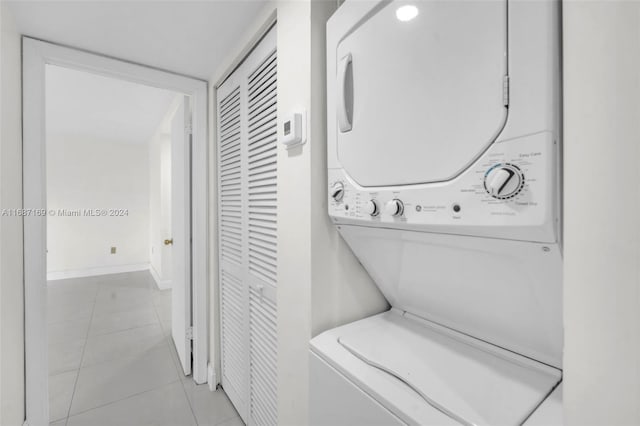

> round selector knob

[
  {"left": 385, "top": 199, "right": 404, "bottom": 217},
  {"left": 330, "top": 182, "right": 345, "bottom": 202},
  {"left": 484, "top": 164, "right": 524, "bottom": 199},
  {"left": 365, "top": 199, "right": 380, "bottom": 216}
]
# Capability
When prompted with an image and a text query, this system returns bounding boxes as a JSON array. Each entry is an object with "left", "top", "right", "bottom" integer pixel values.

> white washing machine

[{"left": 310, "top": 0, "right": 563, "bottom": 425}]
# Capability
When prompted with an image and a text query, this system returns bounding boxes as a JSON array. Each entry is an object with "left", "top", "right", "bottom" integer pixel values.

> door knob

[{"left": 164, "top": 239, "right": 173, "bottom": 246}]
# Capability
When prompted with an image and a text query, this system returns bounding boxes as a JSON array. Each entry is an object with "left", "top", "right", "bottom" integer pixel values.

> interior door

[
  {"left": 217, "top": 71, "right": 248, "bottom": 418},
  {"left": 171, "top": 95, "right": 192, "bottom": 375},
  {"left": 217, "top": 26, "right": 278, "bottom": 425}
]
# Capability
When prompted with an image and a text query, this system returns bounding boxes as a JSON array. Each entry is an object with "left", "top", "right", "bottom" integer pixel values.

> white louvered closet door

[{"left": 217, "top": 26, "right": 278, "bottom": 426}]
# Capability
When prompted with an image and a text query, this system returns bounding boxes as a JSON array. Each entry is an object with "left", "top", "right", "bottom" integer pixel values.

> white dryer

[{"left": 310, "top": 0, "right": 563, "bottom": 425}]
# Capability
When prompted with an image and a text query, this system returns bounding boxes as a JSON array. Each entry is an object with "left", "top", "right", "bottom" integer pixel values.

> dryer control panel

[{"left": 328, "top": 131, "right": 559, "bottom": 243}]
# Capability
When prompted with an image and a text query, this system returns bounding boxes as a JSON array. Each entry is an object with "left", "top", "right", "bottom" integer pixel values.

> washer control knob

[
  {"left": 366, "top": 199, "right": 380, "bottom": 216},
  {"left": 330, "top": 182, "right": 345, "bottom": 202},
  {"left": 484, "top": 164, "right": 524, "bottom": 199},
  {"left": 385, "top": 199, "right": 404, "bottom": 217}
]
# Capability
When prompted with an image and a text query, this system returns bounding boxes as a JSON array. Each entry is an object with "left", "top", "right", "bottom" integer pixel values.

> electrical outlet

[{"left": 110, "top": 247, "right": 116, "bottom": 254}]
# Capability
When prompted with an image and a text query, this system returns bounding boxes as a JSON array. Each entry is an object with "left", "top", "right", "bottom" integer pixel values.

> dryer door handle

[{"left": 337, "top": 53, "right": 353, "bottom": 132}]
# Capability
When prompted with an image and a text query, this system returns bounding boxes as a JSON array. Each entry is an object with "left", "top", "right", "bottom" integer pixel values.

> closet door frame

[{"left": 216, "top": 25, "right": 278, "bottom": 424}]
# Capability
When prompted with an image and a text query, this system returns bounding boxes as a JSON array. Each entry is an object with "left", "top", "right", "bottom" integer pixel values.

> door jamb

[{"left": 22, "top": 37, "right": 209, "bottom": 426}]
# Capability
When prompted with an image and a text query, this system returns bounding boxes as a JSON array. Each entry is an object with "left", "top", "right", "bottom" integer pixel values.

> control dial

[
  {"left": 330, "top": 182, "right": 345, "bottom": 202},
  {"left": 484, "top": 164, "right": 525, "bottom": 199},
  {"left": 366, "top": 199, "right": 380, "bottom": 216},
  {"left": 385, "top": 199, "right": 404, "bottom": 216}
]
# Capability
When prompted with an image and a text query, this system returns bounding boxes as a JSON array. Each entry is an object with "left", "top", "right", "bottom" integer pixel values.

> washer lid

[
  {"left": 338, "top": 313, "right": 561, "bottom": 426},
  {"left": 335, "top": 0, "right": 507, "bottom": 187}
]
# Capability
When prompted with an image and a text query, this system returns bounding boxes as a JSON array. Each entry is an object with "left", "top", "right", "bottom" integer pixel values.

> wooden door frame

[{"left": 22, "top": 37, "right": 209, "bottom": 426}]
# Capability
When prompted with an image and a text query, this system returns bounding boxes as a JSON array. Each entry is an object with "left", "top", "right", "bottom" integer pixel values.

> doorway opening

[
  {"left": 44, "top": 65, "right": 191, "bottom": 423},
  {"left": 23, "top": 39, "right": 209, "bottom": 426}
]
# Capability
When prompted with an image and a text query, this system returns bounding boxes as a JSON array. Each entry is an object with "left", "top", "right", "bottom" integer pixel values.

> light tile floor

[{"left": 47, "top": 271, "right": 242, "bottom": 426}]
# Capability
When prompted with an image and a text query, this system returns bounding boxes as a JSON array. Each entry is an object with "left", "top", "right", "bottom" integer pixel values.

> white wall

[
  {"left": 149, "top": 132, "right": 172, "bottom": 286},
  {"left": 209, "top": 1, "right": 387, "bottom": 424},
  {"left": 563, "top": 2, "right": 640, "bottom": 425},
  {"left": 276, "top": 2, "right": 387, "bottom": 424},
  {"left": 149, "top": 131, "right": 166, "bottom": 280},
  {"left": 149, "top": 98, "right": 179, "bottom": 289},
  {"left": 46, "top": 136, "right": 151, "bottom": 277},
  {"left": 0, "top": 3, "right": 25, "bottom": 425},
  {"left": 274, "top": 4, "right": 315, "bottom": 423}
]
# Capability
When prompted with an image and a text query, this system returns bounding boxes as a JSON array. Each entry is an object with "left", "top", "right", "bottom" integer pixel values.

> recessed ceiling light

[{"left": 396, "top": 5, "right": 419, "bottom": 22}]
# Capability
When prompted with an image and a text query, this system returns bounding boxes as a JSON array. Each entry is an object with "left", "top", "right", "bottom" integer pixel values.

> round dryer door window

[{"left": 335, "top": 0, "right": 508, "bottom": 187}]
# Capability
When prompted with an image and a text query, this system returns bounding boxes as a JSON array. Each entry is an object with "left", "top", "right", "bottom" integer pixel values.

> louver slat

[
  {"left": 219, "top": 87, "right": 242, "bottom": 267},
  {"left": 247, "top": 50, "right": 277, "bottom": 290},
  {"left": 247, "top": 49, "right": 278, "bottom": 426},
  {"left": 219, "top": 84, "right": 247, "bottom": 417},
  {"left": 221, "top": 271, "right": 246, "bottom": 405},
  {"left": 250, "top": 288, "right": 278, "bottom": 426}
]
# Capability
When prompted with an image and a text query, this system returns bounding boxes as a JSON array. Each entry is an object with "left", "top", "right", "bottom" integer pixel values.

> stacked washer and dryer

[{"left": 310, "top": 0, "right": 563, "bottom": 425}]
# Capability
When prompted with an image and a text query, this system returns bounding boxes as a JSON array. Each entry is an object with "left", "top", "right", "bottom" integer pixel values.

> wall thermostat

[{"left": 281, "top": 111, "right": 307, "bottom": 149}]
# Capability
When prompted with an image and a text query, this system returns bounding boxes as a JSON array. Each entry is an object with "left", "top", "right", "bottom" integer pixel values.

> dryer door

[{"left": 335, "top": 0, "right": 508, "bottom": 187}]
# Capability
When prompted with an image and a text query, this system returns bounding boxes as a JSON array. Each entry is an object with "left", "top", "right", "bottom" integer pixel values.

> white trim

[
  {"left": 208, "top": 362, "right": 217, "bottom": 391},
  {"left": 23, "top": 38, "right": 49, "bottom": 426},
  {"left": 149, "top": 264, "right": 172, "bottom": 290},
  {"left": 190, "top": 77, "right": 209, "bottom": 386},
  {"left": 46, "top": 263, "right": 150, "bottom": 281},
  {"left": 23, "top": 37, "right": 209, "bottom": 426}
]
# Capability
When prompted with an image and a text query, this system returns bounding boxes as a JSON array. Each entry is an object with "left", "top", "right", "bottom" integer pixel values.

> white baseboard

[
  {"left": 47, "top": 263, "right": 150, "bottom": 281},
  {"left": 149, "top": 264, "right": 172, "bottom": 290}
]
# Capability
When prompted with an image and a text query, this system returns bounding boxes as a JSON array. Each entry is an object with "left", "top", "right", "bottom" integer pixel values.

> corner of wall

[
  {"left": 563, "top": 1, "right": 640, "bottom": 424},
  {"left": 0, "top": 2, "right": 26, "bottom": 425},
  {"left": 275, "top": 3, "right": 314, "bottom": 426}
]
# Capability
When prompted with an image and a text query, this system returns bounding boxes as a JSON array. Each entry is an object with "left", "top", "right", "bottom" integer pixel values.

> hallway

[{"left": 47, "top": 271, "right": 241, "bottom": 426}]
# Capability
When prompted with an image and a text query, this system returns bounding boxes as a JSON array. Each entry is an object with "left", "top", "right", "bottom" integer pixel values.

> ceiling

[
  {"left": 46, "top": 64, "right": 178, "bottom": 145},
  {"left": 7, "top": 0, "right": 268, "bottom": 80}
]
